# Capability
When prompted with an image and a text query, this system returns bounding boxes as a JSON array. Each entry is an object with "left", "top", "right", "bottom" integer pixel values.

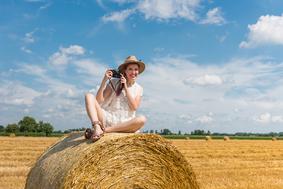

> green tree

[
  {"left": 6, "top": 124, "right": 19, "bottom": 133},
  {"left": 161, "top": 128, "right": 172, "bottom": 135},
  {"left": 191, "top": 129, "right": 205, "bottom": 135},
  {"left": 18, "top": 116, "right": 38, "bottom": 132},
  {"left": 38, "top": 121, "right": 44, "bottom": 133},
  {"left": 0, "top": 125, "right": 4, "bottom": 132},
  {"left": 42, "top": 122, "right": 54, "bottom": 136}
]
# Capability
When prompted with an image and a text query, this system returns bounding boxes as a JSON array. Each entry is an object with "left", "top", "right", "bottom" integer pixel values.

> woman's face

[{"left": 125, "top": 63, "right": 139, "bottom": 81}]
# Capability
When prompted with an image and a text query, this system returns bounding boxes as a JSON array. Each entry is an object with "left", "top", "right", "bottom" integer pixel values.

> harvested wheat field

[
  {"left": 171, "top": 139, "right": 283, "bottom": 189},
  {"left": 0, "top": 136, "right": 59, "bottom": 189},
  {"left": 1, "top": 136, "right": 283, "bottom": 189}
]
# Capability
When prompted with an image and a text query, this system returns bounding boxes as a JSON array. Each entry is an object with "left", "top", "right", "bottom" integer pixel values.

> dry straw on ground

[
  {"left": 224, "top": 136, "right": 230, "bottom": 141},
  {"left": 205, "top": 136, "right": 212, "bottom": 141},
  {"left": 25, "top": 133, "right": 199, "bottom": 189}
]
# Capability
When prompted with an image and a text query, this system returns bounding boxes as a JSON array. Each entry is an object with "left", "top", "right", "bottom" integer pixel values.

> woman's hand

[{"left": 104, "top": 70, "right": 113, "bottom": 80}]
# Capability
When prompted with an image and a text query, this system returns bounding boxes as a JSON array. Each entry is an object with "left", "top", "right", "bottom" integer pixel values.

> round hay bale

[
  {"left": 272, "top": 137, "right": 277, "bottom": 141},
  {"left": 9, "top": 133, "right": 16, "bottom": 137},
  {"left": 205, "top": 136, "right": 212, "bottom": 141},
  {"left": 224, "top": 136, "right": 230, "bottom": 141},
  {"left": 25, "top": 133, "right": 199, "bottom": 189},
  {"left": 186, "top": 136, "right": 190, "bottom": 140}
]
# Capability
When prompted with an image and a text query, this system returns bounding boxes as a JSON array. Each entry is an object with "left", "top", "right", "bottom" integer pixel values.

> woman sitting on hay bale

[{"left": 84, "top": 56, "right": 146, "bottom": 142}]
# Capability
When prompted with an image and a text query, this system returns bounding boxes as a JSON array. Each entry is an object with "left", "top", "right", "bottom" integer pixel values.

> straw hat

[{"left": 118, "top": 55, "right": 145, "bottom": 74}]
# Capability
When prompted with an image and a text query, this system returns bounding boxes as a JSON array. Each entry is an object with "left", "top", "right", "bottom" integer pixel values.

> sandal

[
  {"left": 84, "top": 128, "right": 93, "bottom": 140},
  {"left": 91, "top": 121, "right": 105, "bottom": 142}
]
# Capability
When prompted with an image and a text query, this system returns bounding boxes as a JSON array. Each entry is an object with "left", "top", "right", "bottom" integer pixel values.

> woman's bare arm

[
  {"left": 96, "top": 70, "right": 113, "bottom": 104},
  {"left": 120, "top": 74, "right": 143, "bottom": 111},
  {"left": 124, "top": 87, "right": 142, "bottom": 111}
]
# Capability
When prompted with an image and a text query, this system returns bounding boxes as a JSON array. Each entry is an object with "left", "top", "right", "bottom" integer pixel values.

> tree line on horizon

[
  {"left": 0, "top": 116, "right": 54, "bottom": 136},
  {"left": 143, "top": 129, "right": 283, "bottom": 137},
  {"left": 1, "top": 118, "right": 283, "bottom": 137}
]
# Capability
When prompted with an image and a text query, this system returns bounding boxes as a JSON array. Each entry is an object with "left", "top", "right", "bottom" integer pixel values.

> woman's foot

[{"left": 91, "top": 121, "right": 104, "bottom": 142}]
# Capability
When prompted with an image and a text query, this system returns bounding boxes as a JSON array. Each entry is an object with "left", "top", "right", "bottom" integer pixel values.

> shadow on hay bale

[{"left": 25, "top": 133, "right": 199, "bottom": 189}]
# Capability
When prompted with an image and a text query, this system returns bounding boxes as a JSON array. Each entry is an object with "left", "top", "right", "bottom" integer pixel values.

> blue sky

[{"left": 1, "top": 0, "right": 283, "bottom": 133}]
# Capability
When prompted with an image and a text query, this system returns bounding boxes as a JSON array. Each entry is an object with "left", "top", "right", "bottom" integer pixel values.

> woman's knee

[
  {"left": 85, "top": 92, "right": 95, "bottom": 102},
  {"left": 136, "top": 115, "right": 147, "bottom": 125}
]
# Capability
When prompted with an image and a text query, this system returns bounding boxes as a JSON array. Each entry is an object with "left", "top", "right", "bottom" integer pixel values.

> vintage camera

[{"left": 110, "top": 69, "right": 121, "bottom": 78}]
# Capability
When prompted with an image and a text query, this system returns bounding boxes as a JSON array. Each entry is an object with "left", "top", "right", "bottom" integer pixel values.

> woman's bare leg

[
  {"left": 85, "top": 93, "right": 104, "bottom": 135},
  {"left": 105, "top": 116, "right": 146, "bottom": 133}
]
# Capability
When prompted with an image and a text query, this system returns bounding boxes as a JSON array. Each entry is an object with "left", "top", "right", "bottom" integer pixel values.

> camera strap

[{"left": 108, "top": 78, "right": 118, "bottom": 95}]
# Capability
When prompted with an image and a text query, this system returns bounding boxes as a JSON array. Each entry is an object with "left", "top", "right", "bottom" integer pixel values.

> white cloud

[
  {"left": 19, "top": 64, "right": 46, "bottom": 77},
  {"left": 254, "top": 113, "right": 283, "bottom": 123},
  {"left": 272, "top": 116, "right": 283, "bottom": 123},
  {"left": 101, "top": 0, "right": 201, "bottom": 23},
  {"left": 184, "top": 74, "right": 223, "bottom": 86},
  {"left": 153, "top": 47, "right": 165, "bottom": 53},
  {"left": 0, "top": 81, "right": 41, "bottom": 106},
  {"left": 253, "top": 112, "right": 271, "bottom": 123},
  {"left": 39, "top": 2, "right": 52, "bottom": 10},
  {"left": 96, "top": 0, "right": 107, "bottom": 9},
  {"left": 240, "top": 14, "right": 283, "bottom": 48},
  {"left": 195, "top": 115, "right": 213, "bottom": 124},
  {"left": 16, "top": 63, "right": 82, "bottom": 99},
  {"left": 49, "top": 45, "right": 85, "bottom": 66},
  {"left": 49, "top": 52, "right": 69, "bottom": 66},
  {"left": 179, "top": 114, "right": 193, "bottom": 124},
  {"left": 100, "top": 1, "right": 227, "bottom": 26},
  {"left": 200, "top": 7, "right": 225, "bottom": 25},
  {"left": 23, "top": 31, "right": 36, "bottom": 43},
  {"left": 21, "top": 46, "right": 32, "bottom": 54},
  {"left": 61, "top": 45, "right": 85, "bottom": 55},
  {"left": 21, "top": 29, "right": 38, "bottom": 53},
  {"left": 73, "top": 59, "right": 107, "bottom": 77},
  {"left": 137, "top": 0, "right": 200, "bottom": 21},
  {"left": 102, "top": 9, "right": 135, "bottom": 23}
]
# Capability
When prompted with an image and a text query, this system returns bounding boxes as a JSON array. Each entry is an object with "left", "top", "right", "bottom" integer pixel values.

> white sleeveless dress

[{"left": 90, "top": 78, "right": 143, "bottom": 127}]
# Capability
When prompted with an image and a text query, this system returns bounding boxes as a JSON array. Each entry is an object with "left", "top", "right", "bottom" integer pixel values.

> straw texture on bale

[
  {"left": 25, "top": 133, "right": 199, "bottom": 189},
  {"left": 272, "top": 137, "right": 277, "bottom": 141}
]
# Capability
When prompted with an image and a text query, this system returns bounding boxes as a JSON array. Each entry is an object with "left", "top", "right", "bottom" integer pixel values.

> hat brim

[{"left": 118, "top": 61, "right": 145, "bottom": 74}]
